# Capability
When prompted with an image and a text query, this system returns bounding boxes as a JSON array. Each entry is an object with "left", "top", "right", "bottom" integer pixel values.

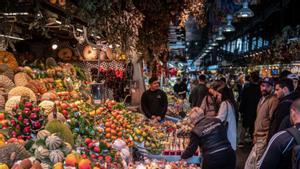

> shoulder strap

[
  {"left": 287, "top": 127, "right": 300, "bottom": 144},
  {"left": 225, "top": 101, "right": 229, "bottom": 121}
]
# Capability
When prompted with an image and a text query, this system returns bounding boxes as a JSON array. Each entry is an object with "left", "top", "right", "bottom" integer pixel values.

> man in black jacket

[
  {"left": 141, "top": 77, "right": 168, "bottom": 120},
  {"left": 239, "top": 73, "right": 261, "bottom": 145},
  {"left": 258, "top": 99, "right": 300, "bottom": 169},
  {"left": 189, "top": 74, "right": 208, "bottom": 108},
  {"left": 181, "top": 109, "right": 236, "bottom": 169},
  {"left": 269, "top": 79, "right": 300, "bottom": 138}
]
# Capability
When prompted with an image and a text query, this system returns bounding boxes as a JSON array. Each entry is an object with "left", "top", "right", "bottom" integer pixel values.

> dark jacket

[
  {"left": 258, "top": 124, "right": 300, "bottom": 169},
  {"left": 239, "top": 83, "right": 261, "bottom": 128},
  {"left": 174, "top": 82, "right": 187, "bottom": 99},
  {"left": 173, "top": 83, "right": 181, "bottom": 94},
  {"left": 269, "top": 92, "right": 300, "bottom": 138},
  {"left": 279, "top": 116, "right": 292, "bottom": 131},
  {"left": 189, "top": 83, "right": 208, "bottom": 108},
  {"left": 181, "top": 117, "right": 232, "bottom": 159},
  {"left": 141, "top": 89, "right": 168, "bottom": 118}
]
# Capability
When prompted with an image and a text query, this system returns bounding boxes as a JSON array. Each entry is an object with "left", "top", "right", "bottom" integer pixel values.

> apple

[
  {"left": 85, "top": 138, "right": 92, "bottom": 145},
  {"left": 33, "top": 121, "right": 41, "bottom": 129},
  {"left": 81, "top": 154, "right": 87, "bottom": 159},
  {"left": 88, "top": 142, "right": 94, "bottom": 149},
  {"left": 32, "top": 107, "right": 40, "bottom": 112},
  {"left": 93, "top": 146, "right": 100, "bottom": 153},
  {"left": 23, "top": 118, "right": 30, "bottom": 126},
  {"left": 105, "top": 156, "right": 112, "bottom": 163},
  {"left": 98, "top": 156, "right": 103, "bottom": 161},
  {"left": 17, "top": 115, "right": 23, "bottom": 121},
  {"left": 23, "top": 126, "right": 31, "bottom": 134},
  {"left": 90, "top": 154, "right": 97, "bottom": 159},
  {"left": 24, "top": 102, "right": 32, "bottom": 108},
  {"left": 29, "top": 113, "right": 38, "bottom": 120},
  {"left": 10, "top": 120, "right": 16, "bottom": 126}
]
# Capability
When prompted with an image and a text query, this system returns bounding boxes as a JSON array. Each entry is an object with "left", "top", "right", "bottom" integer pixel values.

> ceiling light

[
  {"left": 208, "top": 46, "right": 214, "bottom": 50},
  {"left": 109, "top": 44, "right": 113, "bottom": 48},
  {"left": 237, "top": 1, "right": 254, "bottom": 18},
  {"left": 52, "top": 43, "right": 58, "bottom": 50},
  {"left": 216, "top": 27, "right": 225, "bottom": 41},
  {"left": 223, "top": 15, "right": 235, "bottom": 32},
  {"left": 51, "top": 40, "right": 59, "bottom": 50},
  {"left": 210, "top": 36, "right": 218, "bottom": 46},
  {"left": 0, "top": 34, "right": 24, "bottom": 40}
]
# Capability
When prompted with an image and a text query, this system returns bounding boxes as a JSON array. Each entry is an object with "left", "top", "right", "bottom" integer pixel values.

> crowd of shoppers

[{"left": 141, "top": 71, "right": 300, "bottom": 169}]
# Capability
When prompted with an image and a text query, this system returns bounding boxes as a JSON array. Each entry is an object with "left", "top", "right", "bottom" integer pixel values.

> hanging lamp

[
  {"left": 237, "top": 1, "right": 254, "bottom": 18},
  {"left": 216, "top": 27, "right": 225, "bottom": 41},
  {"left": 223, "top": 15, "right": 235, "bottom": 32}
]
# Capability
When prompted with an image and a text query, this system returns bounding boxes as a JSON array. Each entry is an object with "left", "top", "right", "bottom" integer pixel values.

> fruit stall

[{"left": 0, "top": 51, "right": 201, "bottom": 169}]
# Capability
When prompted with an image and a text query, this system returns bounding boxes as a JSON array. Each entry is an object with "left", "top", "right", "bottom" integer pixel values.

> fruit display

[
  {"left": 8, "top": 98, "right": 45, "bottom": 140},
  {"left": 14, "top": 72, "right": 31, "bottom": 86},
  {"left": 11, "top": 158, "right": 46, "bottom": 169},
  {"left": 0, "top": 75, "right": 15, "bottom": 96},
  {"left": 4, "top": 96, "right": 21, "bottom": 113},
  {"left": 0, "top": 57, "right": 201, "bottom": 168},
  {"left": 0, "top": 143, "right": 31, "bottom": 167},
  {"left": 28, "top": 131, "right": 71, "bottom": 166},
  {"left": 0, "top": 51, "right": 18, "bottom": 70},
  {"left": 8, "top": 86, "right": 37, "bottom": 102},
  {"left": 167, "top": 94, "right": 189, "bottom": 119}
]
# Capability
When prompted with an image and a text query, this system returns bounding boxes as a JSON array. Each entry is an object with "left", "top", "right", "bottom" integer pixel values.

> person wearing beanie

[{"left": 141, "top": 77, "right": 168, "bottom": 120}]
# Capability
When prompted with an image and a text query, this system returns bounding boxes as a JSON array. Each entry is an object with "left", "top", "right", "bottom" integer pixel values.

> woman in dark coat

[{"left": 181, "top": 108, "right": 236, "bottom": 169}]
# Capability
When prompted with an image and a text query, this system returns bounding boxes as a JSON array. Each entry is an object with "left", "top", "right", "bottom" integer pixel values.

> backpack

[{"left": 286, "top": 127, "right": 300, "bottom": 169}]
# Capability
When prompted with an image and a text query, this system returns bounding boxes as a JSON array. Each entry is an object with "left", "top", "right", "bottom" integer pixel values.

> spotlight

[{"left": 51, "top": 42, "right": 58, "bottom": 50}]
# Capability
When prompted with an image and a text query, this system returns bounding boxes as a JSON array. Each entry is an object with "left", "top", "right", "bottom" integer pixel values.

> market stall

[{"left": 0, "top": 50, "right": 200, "bottom": 168}]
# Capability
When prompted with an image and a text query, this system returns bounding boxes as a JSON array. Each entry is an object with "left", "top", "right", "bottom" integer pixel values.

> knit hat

[{"left": 261, "top": 77, "right": 274, "bottom": 86}]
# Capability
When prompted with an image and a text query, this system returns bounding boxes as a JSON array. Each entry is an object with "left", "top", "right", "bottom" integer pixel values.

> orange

[
  {"left": 111, "top": 136, "right": 117, "bottom": 140},
  {"left": 78, "top": 159, "right": 91, "bottom": 169},
  {"left": 111, "top": 123, "right": 116, "bottom": 129},
  {"left": 105, "top": 121, "right": 111, "bottom": 127},
  {"left": 65, "top": 154, "right": 78, "bottom": 166},
  {"left": 111, "top": 129, "right": 117, "bottom": 135},
  {"left": 105, "top": 133, "right": 111, "bottom": 138},
  {"left": 105, "top": 128, "right": 111, "bottom": 133}
]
